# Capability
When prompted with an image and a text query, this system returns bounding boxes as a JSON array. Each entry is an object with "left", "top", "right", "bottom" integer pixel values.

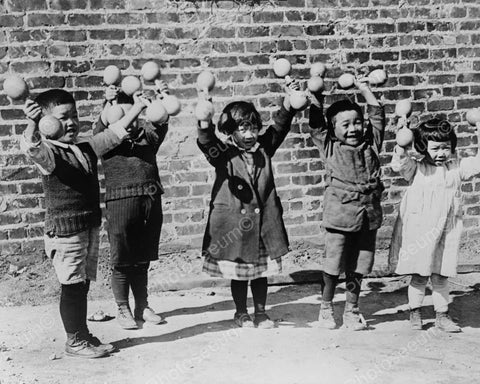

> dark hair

[
  {"left": 217, "top": 101, "right": 262, "bottom": 135},
  {"left": 116, "top": 91, "right": 134, "bottom": 105},
  {"left": 34, "top": 89, "right": 75, "bottom": 112},
  {"left": 413, "top": 118, "right": 457, "bottom": 155},
  {"left": 325, "top": 99, "right": 364, "bottom": 136}
]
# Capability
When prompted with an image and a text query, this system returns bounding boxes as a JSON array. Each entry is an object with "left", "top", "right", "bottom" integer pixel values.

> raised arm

[
  {"left": 307, "top": 91, "right": 328, "bottom": 160},
  {"left": 85, "top": 91, "right": 147, "bottom": 156},
  {"left": 356, "top": 79, "right": 385, "bottom": 150},
  {"left": 259, "top": 82, "right": 298, "bottom": 156},
  {"left": 391, "top": 145, "right": 418, "bottom": 182},
  {"left": 459, "top": 122, "right": 480, "bottom": 180}
]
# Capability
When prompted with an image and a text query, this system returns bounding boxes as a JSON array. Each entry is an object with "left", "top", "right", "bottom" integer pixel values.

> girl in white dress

[{"left": 389, "top": 118, "right": 480, "bottom": 332}]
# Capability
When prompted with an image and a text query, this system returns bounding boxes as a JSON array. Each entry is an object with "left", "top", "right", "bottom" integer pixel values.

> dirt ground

[{"left": 2, "top": 274, "right": 480, "bottom": 384}]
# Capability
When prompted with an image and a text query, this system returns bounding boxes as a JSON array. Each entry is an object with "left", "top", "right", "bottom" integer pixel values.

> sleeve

[
  {"left": 196, "top": 122, "right": 229, "bottom": 168},
  {"left": 145, "top": 120, "right": 169, "bottom": 150},
  {"left": 79, "top": 123, "right": 129, "bottom": 157},
  {"left": 307, "top": 103, "right": 328, "bottom": 161},
  {"left": 390, "top": 145, "right": 418, "bottom": 182},
  {"left": 19, "top": 132, "right": 55, "bottom": 175},
  {"left": 259, "top": 105, "right": 296, "bottom": 156},
  {"left": 459, "top": 155, "right": 480, "bottom": 180},
  {"left": 93, "top": 117, "right": 107, "bottom": 135},
  {"left": 366, "top": 104, "right": 386, "bottom": 152}
]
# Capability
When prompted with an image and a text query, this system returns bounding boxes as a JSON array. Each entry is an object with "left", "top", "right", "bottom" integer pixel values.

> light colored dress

[{"left": 389, "top": 147, "right": 480, "bottom": 277}]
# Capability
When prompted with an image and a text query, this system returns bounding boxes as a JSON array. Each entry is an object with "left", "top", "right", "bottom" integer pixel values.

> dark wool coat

[{"left": 198, "top": 106, "right": 295, "bottom": 263}]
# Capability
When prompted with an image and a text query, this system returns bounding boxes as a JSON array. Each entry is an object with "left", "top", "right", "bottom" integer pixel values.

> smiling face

[
  {"left": 48, "top": 103, "right": 79, "bottom": 144},
  {"left": 232, "top": 120, "right": 259, "bottom": 150},
  {"left": 332, "top": 110, "right": 365, "bottom": 146},
  {"left": 426, "top": 140, "right": 452, "bottom": 166}
]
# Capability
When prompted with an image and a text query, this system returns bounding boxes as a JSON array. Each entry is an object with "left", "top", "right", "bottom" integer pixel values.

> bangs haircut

[
  {"left": 116, "top": 91, "right": 134, "bottom": 105},
  {"left": 413, "top": 118, "right": 457, "bottom": 155},
  {"left": 218, "top": 101, "right": 262, "bottom": 135},
  {"left": 326, "top": 99, "right": 364, "bottom": 134},
  {"left": 34, "top": 89, "right": 75, "bottom": 113}
]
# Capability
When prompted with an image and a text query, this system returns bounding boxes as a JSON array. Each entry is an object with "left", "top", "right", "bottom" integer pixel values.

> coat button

[
  {"left": 254, "top": 208, "right": 260, "bottom": 214},
  {"left": 240, "top": 209, "right": 246, "bottom": 214},
  {"left": 238, "top": 184, "right": 243, "bottom": 190}
]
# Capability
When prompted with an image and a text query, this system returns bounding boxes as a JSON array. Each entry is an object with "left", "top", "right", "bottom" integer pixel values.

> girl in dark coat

[{"left": 196, "top": 85, "right": 298, "bottom": 328}]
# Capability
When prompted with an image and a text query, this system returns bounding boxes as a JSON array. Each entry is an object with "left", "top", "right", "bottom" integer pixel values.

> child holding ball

[
  {"left": 196, "top": 83, "right": 299, "bottom": 328},
  {"left": 94, "top": 81, "right": 169, "bottom": 330},
  {"left": 308, "top": 78, "right": 386, "bottom": 330},
  {"left": 389, "top": 118, "right": 480, "bottom": 332}
]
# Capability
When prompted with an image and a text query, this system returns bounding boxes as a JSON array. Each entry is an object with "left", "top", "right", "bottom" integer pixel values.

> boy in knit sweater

[
  {"left": 93, "top": 82, "right": 168, "bottom": 329},
  {"left": 21, "top": 89, "right": 147, "bottom": 358}
]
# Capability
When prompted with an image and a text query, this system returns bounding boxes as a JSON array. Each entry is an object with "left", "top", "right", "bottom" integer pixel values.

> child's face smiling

[
  {"left": 427, "top": 140, "right": 452, "bottom": 166},
  {"left": 333, "top": 110, "right": 364, "bottom": 147},
  {"left": 232, "top": 121, "right": 259, "bottom": 150},
  {"left": 50, "top": 103, "right": 79, "bottom": 144}
]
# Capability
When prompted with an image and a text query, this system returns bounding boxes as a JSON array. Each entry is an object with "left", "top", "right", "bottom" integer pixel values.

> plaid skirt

[{"left": 202, "top": 247, "right": 282, "bottom": 281}]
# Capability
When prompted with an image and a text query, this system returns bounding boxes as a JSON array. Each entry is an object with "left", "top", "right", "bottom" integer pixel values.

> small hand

[
  {"left": 24, "top": 99, "right": 42, "bottom": 123},
  {"left": 155, "top": 79, "right": 169, "bottom": 95},
  {"left": 105, "top": 85, "right": 119, "bottom": 103},
  {"left": 354, "top": 77, "right": 371, "bottom": 93},
  {"left": 133, "top": 91, "right": 149, "bottom": 110}
]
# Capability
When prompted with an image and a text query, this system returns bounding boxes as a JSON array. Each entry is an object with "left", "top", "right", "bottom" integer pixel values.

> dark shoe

[
  {"left": 253, "top": 312, "right": 275, "bottom": 329},
  {"left": 317, "top": 301, "right": 336, "bottom": 329},
  {"left": 409, "top": 307, "right": 423, "bottom": 330},
  {"left": 233, "top": 312, "right": 254, "bottom": 328},
  {"left": 134, "top": 307, "right": 165, "bottom": 324},
  {"left": 435, "top": 311, "right": 461, "bottom": 333},
  {"left": 84, "top": 332, "right": 116, "bottom": 353},
  {"left": 342, "top": 304, "right": 368, "bottom": 331},
  {"left": 65, "top": 333, "right": 109, "bottom": 359},
  {"left": 117, "top": 304, "right": 138, "bottom": 329}
]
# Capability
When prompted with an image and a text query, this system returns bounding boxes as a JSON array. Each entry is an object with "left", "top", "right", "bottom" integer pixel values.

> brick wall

[{"left": 1, "top": 0, "right": 480, "bottom": 267}]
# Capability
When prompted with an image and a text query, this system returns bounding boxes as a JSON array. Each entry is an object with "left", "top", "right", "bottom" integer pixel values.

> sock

[
  {"left": 111, "top": 266, "right": 130, "bottom": 306},
  {"left": 130, "top": 263, "right": 150, "bottom": 310},
  {"left": 251, "top": 277, "right": 268, "bottom": 314},
  {"left": 431, "top": 274, "right": 449, "bottom": 313},
  {"left": 60, "top": 283, "right": 85, "bottom": 335},
  {"left": 408, "top": 274, "right": 428, "bottom": 309},
  {"left": 231, "top": 280, "right": 248, "bottom": 314},
  {"left": 321, "top": 271, "right": 339, "bottom": 302},
  {"left": 345, "top": 272, "right": 363, "bottom": 306}
]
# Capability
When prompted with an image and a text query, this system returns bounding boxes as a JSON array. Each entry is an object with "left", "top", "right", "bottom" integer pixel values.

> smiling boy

[
  {"left": 308, "top": 79, "right": 386, "bottom": 330},
  {"left": 21, "top": 89, "right": 147, "bottom": 358}
]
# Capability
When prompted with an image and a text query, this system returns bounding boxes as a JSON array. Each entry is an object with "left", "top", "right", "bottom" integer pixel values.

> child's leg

[
  {"left": 112, "top": 265, "right": 138, "bottom": 329},
  {"left": 408, "top": 274, "right": 428, "bottom": 309},
  {"left": 321, "top": 272, "right": 339, "bottom": 302},
  {"left": 131, "top": 263, "right": 163, "bottom": 324},
  {"left": 231, "top": 279, "right": 253, "bottom": 327},
  {"left": 431, "top": 273, "right": 449, "bottom": 313},
  {"left": 111, "top": 265, "right": 130, "bottom": 305},
  {"left": 431, "top": 274, "right": 460, "bottom": 332},
  {"left": 130, "top": 263, "right": 149, "bottom": 310},
  {"left": 345, "top": 272, "right": 362, "bottom": 308},
  {"left": 251, "top": 277, "right": 268, "bottom": 314},
  {"left": 250, "top": 277, "right": 274, "bottom": 328},
  {"left": 60, "top": 282, "right": 85, "bottom": 335},
  {"left": 231, "top": 279, "right": 248, "bottom": 314}
]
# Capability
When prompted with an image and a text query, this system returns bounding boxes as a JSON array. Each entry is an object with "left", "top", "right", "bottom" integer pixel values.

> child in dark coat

[
  {"left": 196, "top": 85, "right": 298, "bottom": 328},
  {"left": 94, "top": 83, "right": 169, "bottom": 329},
  {"left": 309, "top": 79, "right": 385, "bottom": 330}
]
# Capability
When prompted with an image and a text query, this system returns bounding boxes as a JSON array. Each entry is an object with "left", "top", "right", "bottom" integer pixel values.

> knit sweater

[
  {"left": 42, "top": 142, "right": 101, "bottom": 236},
  {"left": 94, "top": 119, "right": 168, "bottom": 201}
]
